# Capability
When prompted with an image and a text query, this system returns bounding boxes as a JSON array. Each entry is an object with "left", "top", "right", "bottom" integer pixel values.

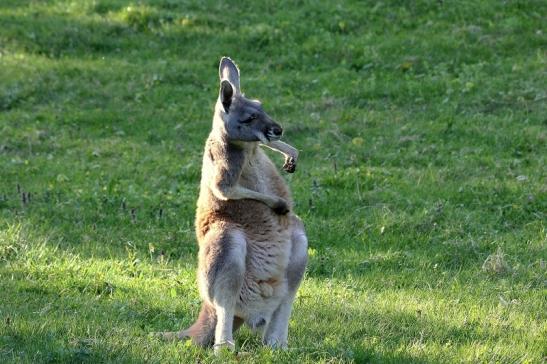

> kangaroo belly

[{"left": 236, "top": 227, "right": 292, "bottom": 323}]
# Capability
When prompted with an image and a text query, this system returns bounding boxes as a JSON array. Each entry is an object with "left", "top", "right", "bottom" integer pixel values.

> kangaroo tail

[
  {"left": 158, "top": 302, "right": 244, "bottom": 346},
  {"left": 179, "top": 301, "right": 217, "bottom": 347}
]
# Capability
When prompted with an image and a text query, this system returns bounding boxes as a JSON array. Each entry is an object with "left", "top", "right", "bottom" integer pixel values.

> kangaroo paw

[{"left": 283, "top": 156, "right": 296, "bottom": 173}]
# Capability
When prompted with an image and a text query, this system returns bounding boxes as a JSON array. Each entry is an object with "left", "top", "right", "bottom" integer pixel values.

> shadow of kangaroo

[{"left": 159, "top": 57, "right": 308, "bottom": 352}]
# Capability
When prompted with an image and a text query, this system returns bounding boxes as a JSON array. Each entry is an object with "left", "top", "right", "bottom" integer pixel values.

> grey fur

[
  {"left": 217, "top": 57, "right": 283, "bottom": 144},
  {"left": 219, "top": 57, "right": 241, "bottom": 91},
  {"left": 201, "top": 230, "right": 246, "bottom": 299},
  {"left": 158, "top": 57, "right": 308, "bottom": 353},
  {"left": 286, "top": 221, "right": 308, "bottom": 292}
]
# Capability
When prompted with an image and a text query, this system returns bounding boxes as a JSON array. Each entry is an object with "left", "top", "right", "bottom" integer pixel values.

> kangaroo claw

[
  {"left": 214, "top": 340, "right": 235, "bottom": 354},
  {"left": 283, "top": 157, "right": 296, "bottom": 173}
]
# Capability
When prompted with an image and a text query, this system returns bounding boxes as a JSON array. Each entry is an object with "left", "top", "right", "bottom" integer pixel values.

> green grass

[{"left": 1, "top": 0, "right": 546, "bottom": 362}]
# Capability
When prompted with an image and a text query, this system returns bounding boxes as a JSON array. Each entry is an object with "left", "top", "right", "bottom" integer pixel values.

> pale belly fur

[{"left": 236, "top": 221, "right": 292, "bottom": 327}]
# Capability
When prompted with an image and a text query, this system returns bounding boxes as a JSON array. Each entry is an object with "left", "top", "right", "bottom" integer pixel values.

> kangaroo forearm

[
  {"left": 231, "top": 186, "right": 279, "bottom": 206},
  {"left": 262, "top": 140, "right": 299, "bottom": 173},
  {"left": 211, "top": 184, "right": 277, "bottom": 207},
  {"left": 262, "top": 140, "right": 298, "bottom": 160}
]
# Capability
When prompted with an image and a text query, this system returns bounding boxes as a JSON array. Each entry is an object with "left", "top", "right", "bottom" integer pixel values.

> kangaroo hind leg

[
  {"left": 263, "top": 216, "right": 308, "bottom": 348},
  {"left": 198, "top": 227, "right": 246, "bottom": 353}
]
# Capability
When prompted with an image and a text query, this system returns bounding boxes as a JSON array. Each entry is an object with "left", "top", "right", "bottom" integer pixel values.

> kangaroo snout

[
  {"left": 265, "top": 122, "right": 283, "bottom": 141},
  {"left": 271, "top": 125, "right": 283, "bottom": 137}
]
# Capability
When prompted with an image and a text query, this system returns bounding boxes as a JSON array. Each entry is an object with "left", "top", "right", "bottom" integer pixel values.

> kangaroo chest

[{"left": 239, "top": 151, "right": 290, "bottom": 200}]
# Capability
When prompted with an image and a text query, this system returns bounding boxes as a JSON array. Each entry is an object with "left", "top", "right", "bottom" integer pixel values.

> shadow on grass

[
  {"left": 1, "top": 259, "right": 500, "bottom": 363},
  {"left": 2, "top": 327, "right": 147, "bottom": 363},
  {"left": 0, "top": 1, "right": 248, "bottom": 67},
  {"left": 0, "top": 4, "right": 211, "bottom": 58},
  {"left": 0, "top": 267, "right": 198, "bottom": 362}
]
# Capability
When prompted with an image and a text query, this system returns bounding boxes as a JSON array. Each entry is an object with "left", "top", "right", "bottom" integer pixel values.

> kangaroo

[{"left": 159, "top": 57, "right": 308, "bottom": 352}]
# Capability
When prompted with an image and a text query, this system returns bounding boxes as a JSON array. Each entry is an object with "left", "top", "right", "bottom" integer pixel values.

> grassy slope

[{"left": 0, "top": 0, "right": 546, "bottom": 363}]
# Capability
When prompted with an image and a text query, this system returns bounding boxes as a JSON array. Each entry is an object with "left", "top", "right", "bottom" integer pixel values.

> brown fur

[{"left": 158, "top": 57, "right": 307, "bottom": 351}]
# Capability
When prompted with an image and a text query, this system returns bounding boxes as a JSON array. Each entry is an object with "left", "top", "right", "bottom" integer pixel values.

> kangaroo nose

[{"left": 272, "top": 126, "right": 283, "bottom": 136}]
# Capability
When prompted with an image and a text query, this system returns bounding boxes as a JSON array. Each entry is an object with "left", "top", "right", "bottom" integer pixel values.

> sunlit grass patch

[{"left": 1, "top": 0, "right": 546, "bottom": 362}]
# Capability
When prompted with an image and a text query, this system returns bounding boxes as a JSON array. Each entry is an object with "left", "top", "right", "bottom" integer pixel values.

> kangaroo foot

[{"left": 214, "top": 340, "right": 235, "bottom": 354}]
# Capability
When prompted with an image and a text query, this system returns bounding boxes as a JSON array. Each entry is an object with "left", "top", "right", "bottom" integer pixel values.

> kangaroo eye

[{"left": 241, "top": 114, "right": 257, "bottom": 123}]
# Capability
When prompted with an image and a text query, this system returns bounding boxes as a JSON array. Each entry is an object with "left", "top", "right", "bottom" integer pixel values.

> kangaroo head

[{"left": 215, "top": 57, "right": 283, "bottom": 144}]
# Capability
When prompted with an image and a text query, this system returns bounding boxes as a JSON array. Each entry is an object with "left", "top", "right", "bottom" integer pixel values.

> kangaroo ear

[
  {"left": 220, "top": 80, "right": 234, "bottom": 112},
  {"left": 219, "top": 57, "right": 240, "bottom": 93}
]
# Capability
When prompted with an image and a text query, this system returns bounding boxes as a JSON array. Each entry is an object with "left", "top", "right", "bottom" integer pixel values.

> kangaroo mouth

[
  {"left": 254, "top": 129, "right": 282, "bottom": 144},
  {"left": 266, "top": 128, "right": 282, "bottom": 142},
  {"left": 266, "top": 132, "right": 281, "bottom": 142}
]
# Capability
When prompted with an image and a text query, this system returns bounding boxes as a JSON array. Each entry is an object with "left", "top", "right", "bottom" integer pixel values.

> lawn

[{"left": 0, "top": 0, "right": 546, "bottom": 363}]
